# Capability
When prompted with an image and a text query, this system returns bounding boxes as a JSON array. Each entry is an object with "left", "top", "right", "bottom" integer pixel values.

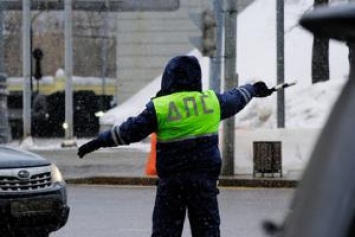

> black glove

[
  {"left": 77, "top": 139, "right": 102, "bottom": 158},
  {"left": 253, "top": 81, "right": 273, "bottom": 97}
]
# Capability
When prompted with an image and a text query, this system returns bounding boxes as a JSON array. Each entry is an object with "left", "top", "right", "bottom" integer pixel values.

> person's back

[{"left": 152, "top": 57, "right": 221, "bottom": 178}]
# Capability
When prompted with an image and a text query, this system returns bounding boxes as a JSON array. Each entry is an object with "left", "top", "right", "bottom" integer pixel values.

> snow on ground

[
  {"left": 7, "top": 136, "right": 151, "bottom": 152},
  {"left": 100, "top": 0, "right": 349, "bottom": 130},
  {"left": 7, "top": 68, "right": 116, "bottom": 86}
]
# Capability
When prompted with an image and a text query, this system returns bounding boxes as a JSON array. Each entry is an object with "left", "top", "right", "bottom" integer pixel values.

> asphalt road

[{"left": 51, "top": 185, "right": 294, "bottom": 237}]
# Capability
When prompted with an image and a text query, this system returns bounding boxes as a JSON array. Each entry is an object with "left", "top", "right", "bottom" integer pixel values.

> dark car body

[
  {"left": 265, "top": 4, "right": 355, "bottom": 237},
  {"left": 0, "top": 146, "right": 69, "bottom": 237}
]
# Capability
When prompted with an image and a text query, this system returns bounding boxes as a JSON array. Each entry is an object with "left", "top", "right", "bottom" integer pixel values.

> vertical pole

[
  {"left": 0, "top": 3, "right": 4, "bottom": 73},
  {"left": 222, "top": 0, "right": 237, "bottom": 176},
  {"left": 23, "top": 0, "right": 32, "bottom": 138},
  {"left": 210, "top": 0, "right": 223, "bottom": 92},
  {"left": 115, "top": 12, "right": 120, "bottom": 106},
  {"left": 0, "top": 73, "right": 9, "bottom": 143},
  {"left": 348, "top": 1, "right": 355, "bottom": 76},
  {"left": 276, "top": 0, "right": 285, "bottom": 128},
  {"left": 65, "top": 0, "right": 73, "bottom": 139},
  {"left": 0, "top": 1, "right": 10, "bottom": 143},
  {"left": 101, "top": 0, "right": 109, "bottom": 109}
]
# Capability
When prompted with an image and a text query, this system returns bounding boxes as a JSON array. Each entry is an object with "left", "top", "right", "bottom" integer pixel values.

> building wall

[{"left": 115, "top": 0, "right": 209, "bottom": 103}]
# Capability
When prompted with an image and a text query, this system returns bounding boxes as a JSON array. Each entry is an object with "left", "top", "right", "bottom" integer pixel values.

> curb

[
  {"left": 218, "top": 177, "right": 298, "bottom": 188},
  {"left": 66, "top": 176, "right": 298, "bottom": 188}
]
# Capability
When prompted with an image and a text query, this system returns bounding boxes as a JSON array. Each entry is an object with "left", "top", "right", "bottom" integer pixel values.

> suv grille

[{"left": 0, "top": 166, "right": 52, "bottom": 192}]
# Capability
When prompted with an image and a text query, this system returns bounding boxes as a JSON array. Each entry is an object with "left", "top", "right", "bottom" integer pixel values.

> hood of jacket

[{"left": 158, "top": 55, "right": 202, "bottom": 96}]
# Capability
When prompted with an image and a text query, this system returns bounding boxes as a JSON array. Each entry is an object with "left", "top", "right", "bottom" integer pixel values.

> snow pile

[{"left": 235, "top": 78, "right": 347, "bottom": 129}]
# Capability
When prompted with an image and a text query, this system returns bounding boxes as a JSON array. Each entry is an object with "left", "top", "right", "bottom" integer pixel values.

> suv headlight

[{"left": 51, "top": 164, "right": 65, "bottom": 185}]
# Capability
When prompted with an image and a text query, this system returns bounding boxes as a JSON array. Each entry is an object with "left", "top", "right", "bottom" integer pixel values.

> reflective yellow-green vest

[{"left": 152, "top": 90, "right": 221, "bottom": 142}]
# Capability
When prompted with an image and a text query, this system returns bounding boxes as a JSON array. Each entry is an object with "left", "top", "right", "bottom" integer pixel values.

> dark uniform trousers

[{"left": 151, "top": 174, "right": 220, "bottom": 237}]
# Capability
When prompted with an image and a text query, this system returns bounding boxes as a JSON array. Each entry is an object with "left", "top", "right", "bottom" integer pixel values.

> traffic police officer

[{"left": 78, "top": 55, "right": 272, "bottom": 237}]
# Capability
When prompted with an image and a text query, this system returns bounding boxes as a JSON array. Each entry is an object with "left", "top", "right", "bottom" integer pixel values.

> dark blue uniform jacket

[{"left": 99, "top": 56, "right": 257, "bottom": 179}]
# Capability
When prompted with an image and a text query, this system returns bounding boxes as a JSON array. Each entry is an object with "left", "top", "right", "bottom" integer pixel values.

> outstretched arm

[
  {"left": 78, "top": 103, "right": 157, "bottom": 158},
  {"left": 217, "top": 81, "right": 272, "bottom": 120}
]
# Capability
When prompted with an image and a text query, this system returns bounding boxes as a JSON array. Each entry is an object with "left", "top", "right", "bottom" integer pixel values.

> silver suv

[{"left": 0, "top": 146, "right": 70, "bottom": 237}]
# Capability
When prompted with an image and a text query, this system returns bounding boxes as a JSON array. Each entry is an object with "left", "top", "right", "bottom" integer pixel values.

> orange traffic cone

[{"left": 145, "top": 133, "right": 157, "bottom": 176}]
